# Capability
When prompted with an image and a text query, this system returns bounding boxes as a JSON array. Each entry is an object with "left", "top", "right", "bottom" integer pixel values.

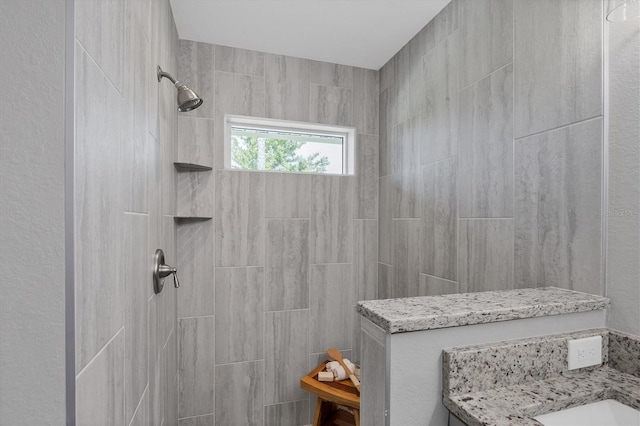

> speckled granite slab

[
  {"left": 609, "top": 330, "right": 640, "bottom": 378},
  {"left": 356, "top": 287, "right": 609, "bottom": 333},
  {"left": 444, "top": 368, "right": 640, "bottom": 426},
  {"left": 443, "top": 329, "right": 640, "bottom": 426},
  {"left": 443, "top": 329, "right": 610, "bottom": 396}
]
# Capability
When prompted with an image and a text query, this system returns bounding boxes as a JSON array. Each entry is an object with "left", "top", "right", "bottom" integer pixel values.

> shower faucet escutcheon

[{"left": 153, "top": 248, "right": 180, "bottom": 294}]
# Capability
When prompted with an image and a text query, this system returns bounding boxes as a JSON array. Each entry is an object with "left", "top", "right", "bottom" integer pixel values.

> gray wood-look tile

[
  {"left": 265, "top": 220, "right": 309, "bottom": 311},
  {"left": 420, "top": 0, "right": 459, "bottom": 54},
  {"left": 378, "top": 175, "right": 393, "bottom": 264},
  {"left": 215, "top": 267, "right": 264, "bottom": 363},
  {"left": 264, "top": 310, "right": 309, "bottom": 404},
  {"left": 161, "top": 216, "right": 177, "bottom": 343},
  {"left": 379, "top": 57, "right": 395, "bottom": 93},
  {"left": 458, "top": 219, "right": 514, "bottom": 293},
  {"left": 177, "top": 116, "right": 214, "bottom": 168},
  {"left": 148, "top": 296, "right": 164, "bottom": 426},
  {"left": 75, "top": 44, "right": 126, "bottom": 371},
  {"left": 128, "top": 0, "right": 150, "bottom": 42},
  {"left": 394, "top": 113, "right": 424, "bottom": 218},
  {"left": 75, "top": 0, "right": 125, "bottom": 92},
  {"left": 214, "top": 45, "right": 265, "bottom": 77},
  {"left": 179, "top": 317, "right": 215, "bottom": 418},
  {"left": 422, "top": 32, "right": 458, "bottom": 166},
  {"left": 177, "top": 220, "right": 214, "bottom": 318},
  {"left": 161, "top": 82, "right": 177, "bottom": 216},
  {"left": 418, "top": 274, "right": 459, "bottom": 296},
  {"left": 356, "top": 134, "right": 379, "bottom": 219},
  {"left": 148, "top": 141, "right": 163, "bottom": 296},
  {"left": 264, "top": 173, "right": 310, "bottom": 219},
  {"left": 309, "top": 84, "right": 353, "bottom": 126},
  {"left": 421, "top": 157, "right": 457, "bottom": 281},
  {"left": 309, "top": 264, "right": 353, "bottom": 353},
  {"left": 355, "top": 220, "right": 378, "bottom": 302},
  {"left": 178, "top": 40, "right": 214, "bottom": 118},
  {"left": 310, "top": 61, "right": 354, "bottom": 88},
  {"left": 147, "top": 296, "right": 161, "bottom": 426},
  {"left": 215, "top": 361, "right": 264, "bottom": 426},
  {"left": 176, "top": 170, "right": 215, "bottom": 218},
  {"left": 309, "top": 175, "right": 353, "bottom": 264},
  {"left": 514, "top": 119, "right": 602, "bottom": 294},
  {"left": 379, "top": 89, "right": 395, "bottom": 177},
  {"left": 124, "top": 21, "right": 149, "bottom": 214},
  {"left": 124, "top": 130, "right": 150, "bottom": 215},
  {"left": 149, "top": 0, "right": 169, "bottom": 140},
  {"left": 265, "top": 54, "right": 310, "bottom": 121},
  {"left": 395, "top": 41, "right": 425, "bottom": 125},
  {"left": 458, "top": 63, "right": 514, "bottom": 218},
  {"left": 124, "top": 214, "right": 149, "bottom": 423},
  {"left": 353, "top": 67, "right": 379, "bottom": 135},
  {"left": 214, "top": 71, "right": 265, "bottom": 120},
  {"left": 360, "top": 324, "right": 386, "bottom": 426},
  {"left": 179, "top": 414, "right": 215, "bottom": 426},
  {"left": 77, "top": 330, "right": 125, "bottom": 426},
  {"left": 129, "top": 387, "right": 147, "bottom": 426},
  {"left": 352, "top": 308, "right": 362, "bottom": 362},
  {"left": 215, "top": 170, "right": 265, "bottom": 267},
  {"left": 459, "top": 0, "right": 513, "bottom": 89},
  {"left": 165, "top": 330, "right": 178, "bottom": 426},
  {"left": 378, "top": 263, "right": 393, "bottom": 300},
  {"left": 264, "top": 400, "right": 309, "bottom": 426},
  {"left": 514, "top": 0, "right": 603, "bottom": 138},
  {"left": 393, "top": 219, "right": 421, "bottom": 298}
]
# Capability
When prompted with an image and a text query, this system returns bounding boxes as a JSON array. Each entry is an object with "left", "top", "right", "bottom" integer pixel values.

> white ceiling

[{"left": 170, "top": 0, "right": 452, "bottom": 70}]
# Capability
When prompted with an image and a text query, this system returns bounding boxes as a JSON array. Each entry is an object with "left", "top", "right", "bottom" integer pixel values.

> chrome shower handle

[{"left": 153, "top": 249, "right": 180, "bottom": 294}]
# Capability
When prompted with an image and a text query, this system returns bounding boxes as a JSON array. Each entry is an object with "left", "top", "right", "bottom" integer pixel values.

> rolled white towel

[{"left": 326, "top": 359, "right": 356, "bottom": 381}]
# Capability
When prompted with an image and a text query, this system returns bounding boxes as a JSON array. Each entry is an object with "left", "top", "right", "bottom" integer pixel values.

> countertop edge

[{"left": 356, "top": 288, "right": 610, "bottom": 334}]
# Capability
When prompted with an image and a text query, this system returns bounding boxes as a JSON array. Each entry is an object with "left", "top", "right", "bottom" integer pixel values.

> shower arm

[{"left": 157, "top": 66, "right": 181, "bottom": 87}]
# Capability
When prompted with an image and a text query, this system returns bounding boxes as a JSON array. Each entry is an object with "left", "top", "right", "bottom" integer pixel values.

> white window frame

[{"left": 224, "top": 115, "right": 356, "bottom": 176}]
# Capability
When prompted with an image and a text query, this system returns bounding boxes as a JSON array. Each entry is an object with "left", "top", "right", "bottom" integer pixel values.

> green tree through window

[{"left": 231, "top": 135, "right": 330, "bottom": 173}]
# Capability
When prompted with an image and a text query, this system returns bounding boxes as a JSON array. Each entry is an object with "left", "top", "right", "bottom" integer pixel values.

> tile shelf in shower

[
  {"left": 173, "top": 216, "right": 212, "bottom": 222},
  {"left": 174, "top": 162, "right": 213, "bottom": 171}
]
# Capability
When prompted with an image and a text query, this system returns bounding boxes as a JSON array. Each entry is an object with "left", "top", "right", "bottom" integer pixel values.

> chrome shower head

[{"left": 157, "top": 66, "right": 203, "bottom": 112}]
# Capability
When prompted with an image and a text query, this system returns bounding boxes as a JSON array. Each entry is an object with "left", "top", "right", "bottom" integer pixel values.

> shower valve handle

[{"left": 153, "top": 249, "right": 180, "bottom": 293}]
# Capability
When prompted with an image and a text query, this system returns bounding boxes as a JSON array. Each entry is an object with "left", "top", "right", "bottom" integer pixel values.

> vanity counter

[
  {"left": 357, "top": 287, "right": 609, "bottom": 334},
  {"left": 443, "top": 329, "right": 640, "bottom": 426},
  {"left": 445, "top": 367, "right": 640, "bottom": 425}
]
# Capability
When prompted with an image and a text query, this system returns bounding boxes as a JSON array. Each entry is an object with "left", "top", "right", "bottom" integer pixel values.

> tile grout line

[
  {"left": 76, "top": 326, "right": 125, "bottom": 379},
  {"left": 514, "top": 114, "right": 604, "bottom": 142}
]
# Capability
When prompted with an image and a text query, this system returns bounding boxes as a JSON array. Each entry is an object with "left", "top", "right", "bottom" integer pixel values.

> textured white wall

[
  {"left": 607, "top": 17, "right": 640, "bottom": 335},
  {"left": 0, "top": 0, "right": 67, "bottom": 424}
]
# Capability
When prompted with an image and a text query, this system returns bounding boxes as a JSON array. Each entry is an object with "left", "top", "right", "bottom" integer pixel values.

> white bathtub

[{"left": 534, "top": 399, "right": 640, "bottom": 426}]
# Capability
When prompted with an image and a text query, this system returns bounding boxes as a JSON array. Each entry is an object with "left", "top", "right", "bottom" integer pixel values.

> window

[{"left": 225, "top": 115, "right": 355, "bottom": 175}]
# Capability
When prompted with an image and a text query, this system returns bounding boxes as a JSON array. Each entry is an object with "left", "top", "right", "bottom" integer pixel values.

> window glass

[{"left": 225, "top": 116, "right": 355, "bottom": 175}]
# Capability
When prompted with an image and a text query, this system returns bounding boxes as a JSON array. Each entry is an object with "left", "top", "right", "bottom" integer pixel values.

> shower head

[{"left": 157, "top": 66, "right": 203, "bottom": 112}]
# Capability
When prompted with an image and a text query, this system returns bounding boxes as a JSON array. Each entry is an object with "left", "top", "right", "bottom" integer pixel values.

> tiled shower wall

[
  {"left": 607, "top": 12, "right": 640, "bottom": 335},
  {"left": 175, "top": 42, "right": 379, "bottom": 425},
  {"left": 379, "top": 0, "right": 604, "bottom": 299},
  {"left": 74, "top": 0, "right": 180, "bottom": 424}
]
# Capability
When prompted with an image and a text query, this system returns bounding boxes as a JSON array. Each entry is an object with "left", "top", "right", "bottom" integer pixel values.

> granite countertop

[
  {"left": 444, "top": 367, "right": 640, "bottom": 426},
  {"left": 442, "top": 329, "right": 640, "bottom": 426},
  {"left": 356, "top": 287, "right": 610, "bottom": 334}
]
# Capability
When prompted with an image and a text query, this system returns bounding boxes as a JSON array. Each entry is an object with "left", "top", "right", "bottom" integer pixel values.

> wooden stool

[{"left": 300, "top": 361, "right": 360, "bottom": 426}]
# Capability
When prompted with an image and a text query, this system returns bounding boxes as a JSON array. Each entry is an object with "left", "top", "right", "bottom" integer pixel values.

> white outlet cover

[{"left": 568, "top": 336, "right": 603, "bottom": 370}]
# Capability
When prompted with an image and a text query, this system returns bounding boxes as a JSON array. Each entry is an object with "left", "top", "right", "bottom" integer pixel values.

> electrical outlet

[{"left": 568, "top": 336, "right": 602, "bottom": 370}]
